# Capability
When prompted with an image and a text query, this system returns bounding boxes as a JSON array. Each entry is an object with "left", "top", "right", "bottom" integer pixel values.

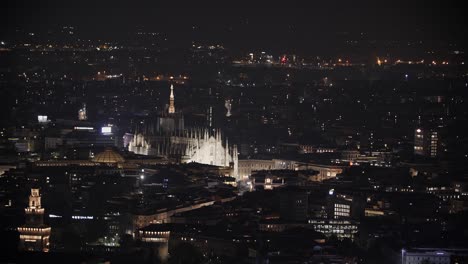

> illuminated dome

[{"left": 92, "top": 148, "right": 125, "bottom": 164}]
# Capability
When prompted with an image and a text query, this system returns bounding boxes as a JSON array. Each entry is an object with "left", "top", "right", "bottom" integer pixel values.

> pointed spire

[
  {"left": 225, "top": 137, "right": 229, "bottom": 166},
  {"left": 168, "top": 84, "right": 175, "bottom": 114}
]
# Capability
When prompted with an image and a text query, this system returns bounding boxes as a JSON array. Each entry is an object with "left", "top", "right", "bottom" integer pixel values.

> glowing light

[
  {"left": 72, "top": 215, "right": 93, "bottom": 220},
  {"left": 49, "top": 214, "right": 62, "bottom": 218},
  {"left": 37, "top": 115, "right": 48, "bottom": 123},
  {"left": 101, "top": 126, "right": 112, "bottom": 134},
  {"left": 281, "top": 56, "right": 287, "bottom": 64},
  {"left": 74, "top": 126, "right": 94, "bottom": 130}
]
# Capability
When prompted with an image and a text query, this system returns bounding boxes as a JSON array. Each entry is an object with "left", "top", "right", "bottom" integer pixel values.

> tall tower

[
  {"left": 225, "top": 99, "right": 232, "bottom": 117},
  {"left": 168, "top": 84, "right": 175, "bottom": 114},
  {"left": 78, "top": 103, "right": 87, "bottom": 120},
  {"left": 18, "top": 188, "right": 51, "bottom": 252}
]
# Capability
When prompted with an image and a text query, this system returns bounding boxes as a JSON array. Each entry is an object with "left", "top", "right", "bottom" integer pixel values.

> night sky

[{"left": 2, "top": 0, "right": 467, "bottom": 50}]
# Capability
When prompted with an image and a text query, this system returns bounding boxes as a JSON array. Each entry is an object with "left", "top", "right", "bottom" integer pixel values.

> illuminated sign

[
  {"left": 72, "top": 216, "right": 94, "bottom": 220},
  {"left": 101, "top": 126, "right": 112, "bottom": 134},
  {"left": 74, "top": 126, "right": 94, "bottom": 131},
  {"left": 38, "top": 115, "right": 48, "bottom": 123}
]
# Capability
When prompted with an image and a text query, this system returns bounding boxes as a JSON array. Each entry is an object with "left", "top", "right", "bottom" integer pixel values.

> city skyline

[{"left": 1, "top": 2, "right": 467, "bottom": 264}]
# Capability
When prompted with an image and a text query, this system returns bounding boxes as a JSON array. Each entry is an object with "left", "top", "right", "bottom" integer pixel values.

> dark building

[{"left": 279, "top": 187, "right": 309, "bottom": 222}]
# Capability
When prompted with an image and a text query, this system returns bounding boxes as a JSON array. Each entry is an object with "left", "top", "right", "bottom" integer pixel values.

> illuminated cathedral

[{"left": 128, "top": 84, "right": 238, "bottom": 178}]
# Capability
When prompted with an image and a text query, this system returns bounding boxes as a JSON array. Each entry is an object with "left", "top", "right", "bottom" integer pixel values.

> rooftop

[{"left": 92, "top": 148, "right": 125, "bottom": 164}]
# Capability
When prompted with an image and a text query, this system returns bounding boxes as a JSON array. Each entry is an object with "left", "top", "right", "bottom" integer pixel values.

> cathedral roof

[{"left": 92, "top": 148, "right": 125, "bottom": 163}]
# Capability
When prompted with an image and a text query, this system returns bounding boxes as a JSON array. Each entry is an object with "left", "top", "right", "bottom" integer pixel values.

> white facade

[
  {"left": 128, "top": 85, "right": 238, "bottom": 178},
  {"left": 129, "top": 128, "right": 238, "bottom": 177}
]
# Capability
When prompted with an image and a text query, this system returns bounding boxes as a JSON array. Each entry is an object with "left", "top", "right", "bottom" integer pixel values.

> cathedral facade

[{"left": 128, "top": 85, "right": 238, "bottom": 178}]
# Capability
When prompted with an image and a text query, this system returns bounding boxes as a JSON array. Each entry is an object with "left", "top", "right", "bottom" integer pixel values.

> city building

[
  {"left": 308, "top": 219, "right": 359, "bottom": 240},
  {"left": 401, "top": 248, "right": 468, "bottom": 264},
  {"left": 414, "top": 127, "right": 440, "bottom": 157},
  {"left": 137, "top": 224, "right": 171, "bottom": 262},
  {"left": 128, "top": 85, "right": 238, "bottom": 178},
  {"left": 279, "top": 187, "right": 309, "bottom": 222},
  {"left": 327, "top": 192, "right": 365, "bottom": 220},
  {"left": 238, "top": 159, "right": 345, "bottom": 182},
  {"left": 238, "top": 159, "right": 299, "bottom": 180},
  {"left": 17, "top": 188, "right": 51, "bottom": 252}
]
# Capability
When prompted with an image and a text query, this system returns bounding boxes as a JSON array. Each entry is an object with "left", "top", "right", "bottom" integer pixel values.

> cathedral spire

[{"left": 168, "top": 84, "right": 175, "bottom": 114}]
